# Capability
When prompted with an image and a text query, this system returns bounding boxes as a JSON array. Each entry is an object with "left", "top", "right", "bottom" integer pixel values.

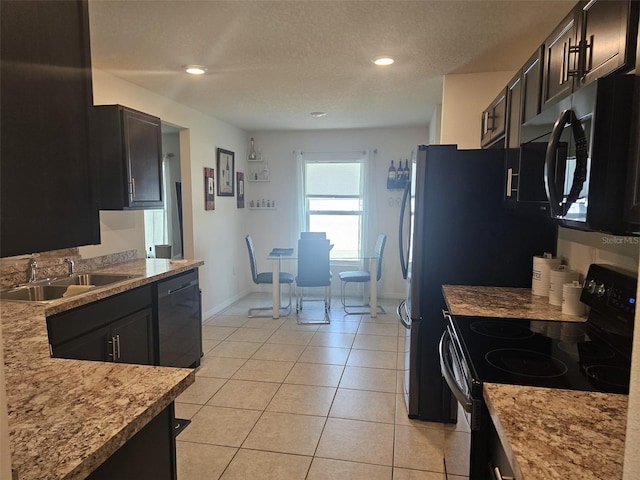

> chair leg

[
  {"left": 341, "top": 280, "right": 386, "bottom": 315},
  {"left": 295, "top": 286, "right": 330, "bottom": 325}
]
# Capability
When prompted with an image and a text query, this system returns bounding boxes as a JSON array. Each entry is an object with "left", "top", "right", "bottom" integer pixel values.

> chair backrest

[
  {"left": 245, "top": 235, "right": 260, "bottom": 284},
  {"left": 300, "top": 231, "right": 326, "bottom": 240},
  {"left": 374, "top": 234, "right": 387, "bottom": 282},
  {"left": 296, "top": 237, "right": 331, "bottom": 287}
]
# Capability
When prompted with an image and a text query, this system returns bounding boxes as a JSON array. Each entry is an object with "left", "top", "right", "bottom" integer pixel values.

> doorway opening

[{"left": 144, "top": 123, "right": 184, "bottom": 259}]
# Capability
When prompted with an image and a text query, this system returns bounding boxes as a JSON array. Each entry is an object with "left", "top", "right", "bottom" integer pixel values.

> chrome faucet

[
  {"left": 63, "top": 258, "right": 75, "bottom": 276},
  {"left": 26, "top": 257, "right": 38, "bottom": 283}
]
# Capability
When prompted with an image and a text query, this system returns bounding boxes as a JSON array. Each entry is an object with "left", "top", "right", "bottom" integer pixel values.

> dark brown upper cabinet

[
  {"left": 94, "top": 105, "right": 164, "bottom": 210},
  {"left": 542, "top": 0, "right": 638, "bottom": 111},
  {"left": 0, "top": 0, "right": 100, "bottom": 258},
  {"left": 506, "top": 72, "right": 523, "bottom": 149},
  {"left": 521, "top": 47, "right": 545, "bottom": 124},
  {"left": 624, "top": 75, "right": 640, "bottom": 229},
  {"left": 579, "top": 0, "right": 638, "bottom": 86},
  {"left": 480, "top": 87, "right": 507, "bottom": 148}
]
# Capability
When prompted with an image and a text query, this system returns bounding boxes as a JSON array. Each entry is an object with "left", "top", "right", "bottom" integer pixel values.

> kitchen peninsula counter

[
  {"left": 442, "top": 285, "right": 587, "bottom": 322},
  {"left": 484, "top": 383, "right": 627, "bottom": 480},
  {"left": 2, "top": 258, "right": 203, "bottom": 480}
]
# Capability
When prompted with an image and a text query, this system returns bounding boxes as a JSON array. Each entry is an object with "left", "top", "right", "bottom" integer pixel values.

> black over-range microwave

[{"left": 506, "top": 74, "right": 639, "bottom": 235}]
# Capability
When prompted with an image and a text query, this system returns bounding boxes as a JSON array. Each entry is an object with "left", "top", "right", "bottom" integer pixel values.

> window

[{"left": 303, "top": 159, "right": 364, "bottom": 259}]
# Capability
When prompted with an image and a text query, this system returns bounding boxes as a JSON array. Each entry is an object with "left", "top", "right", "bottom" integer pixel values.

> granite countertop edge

[
  {"left": 2, "top": 258, "right": 203, "bottom": 480},
  {"left": 483, "top": 383, "right": 628, "bottom": 480},
  {"left": 442, "top": 285, "right": 587, "bottom": 322}
]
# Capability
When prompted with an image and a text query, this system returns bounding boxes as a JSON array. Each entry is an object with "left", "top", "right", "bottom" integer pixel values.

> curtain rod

[{"left": 296, "top": 149, "right": 377, "bottom": 155}]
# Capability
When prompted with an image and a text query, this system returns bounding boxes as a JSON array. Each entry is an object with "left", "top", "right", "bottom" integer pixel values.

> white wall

[
  {"left": 441, "top": 71, "right": 515, "bottom": 149},
  {"left": 80, "top": 69, "right": 252, "bottom": 318},
  {"left": 247, "top": 127, "right": 429, "bottom": 300}
]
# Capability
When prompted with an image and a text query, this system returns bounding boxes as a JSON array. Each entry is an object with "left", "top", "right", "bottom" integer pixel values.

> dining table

[{"left": 268, "top": 248, "right": 380, "bottom": 319}]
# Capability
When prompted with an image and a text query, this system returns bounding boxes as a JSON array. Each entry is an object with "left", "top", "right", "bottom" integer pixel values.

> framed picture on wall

[
  {"left": 217, "top": 148, "right": 235, "bottom": 196},
  {"left": 204, "top": 167, "right": 215, "bottom": 210},
  {"left": 237, "top": 172, "right": 245, "bottom": 208}
]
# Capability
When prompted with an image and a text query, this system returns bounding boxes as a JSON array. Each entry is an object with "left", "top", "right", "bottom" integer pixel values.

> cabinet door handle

[
  {"left": 109, "top": 336, "right": 117, "bottom": 360},
  {"left": 566, "top": 37, "right": 580, "bottom": 80},
  {"left": 493, "top": 466, "right": 515, "bottom": 480},
  {"left": 130, "top": 177, "right": 136, "bottom": 198},
  {"left": 115, "top": 334, "right": 121, "bottom": 359},
  {"left": 581, "top": 35, "right": 594, "bottom": 80}
]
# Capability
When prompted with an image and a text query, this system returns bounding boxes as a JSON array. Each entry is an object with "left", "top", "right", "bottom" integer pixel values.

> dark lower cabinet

[
  {"left": 48, "top": 286, "right": 154, "bottom": 365},
  {"left": 48, "top": 270, "right": 203, "bottom": 367},
  {"left": 88, "top": 404, "right": 176, "bottom": 480},
  {"left": 53, "top": 309, "right": 152, "bottom": 363}
]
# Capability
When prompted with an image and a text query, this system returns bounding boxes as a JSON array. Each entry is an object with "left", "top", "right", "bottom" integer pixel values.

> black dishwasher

[{"left": 155, "top": 269, "right": 202, "bottom": 368}]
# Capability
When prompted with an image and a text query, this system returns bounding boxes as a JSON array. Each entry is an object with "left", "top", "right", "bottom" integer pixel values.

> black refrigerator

[{"left": 397, "top": 144, "right": 557, "bottom": 422}]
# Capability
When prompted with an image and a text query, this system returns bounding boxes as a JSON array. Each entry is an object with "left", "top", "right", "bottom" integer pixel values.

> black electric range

[
  {"left": 439, "top": 264, "right": 637, "bottom": 479},
  {"left": 450, "top": 315, "right": 631, "bottom": 394}
]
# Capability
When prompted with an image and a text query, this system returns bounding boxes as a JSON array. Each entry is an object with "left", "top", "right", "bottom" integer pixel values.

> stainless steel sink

[
  {"left": 0, "top": 272, "right": 140, "bottom": 302},
  {"left": 50, "top": 272, "right": 140, "bottom": 287},
  {"left": 0, "top": 285, "right": 71, "bottom": 302}
]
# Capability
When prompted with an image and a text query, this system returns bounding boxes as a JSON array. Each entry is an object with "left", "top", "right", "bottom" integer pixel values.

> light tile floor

[{"left": 176, "top": 293, "right": 470, "bottom": 480}]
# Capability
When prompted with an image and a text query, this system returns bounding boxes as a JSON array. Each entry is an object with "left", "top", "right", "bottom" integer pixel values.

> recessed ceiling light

[
  {"left": 372, "top": 56, "right": 394, "bottom": 66},
  {"left": 310, "top": 111, "right": 327, "bottom": 118},
  {"left": 184, "top": 65, "right": 207, "bottom": 75}
]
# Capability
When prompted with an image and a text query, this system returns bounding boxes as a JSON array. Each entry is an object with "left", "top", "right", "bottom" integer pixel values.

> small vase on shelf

[{"left": 249, "top": 137, "right": 258, "bottom": 161}]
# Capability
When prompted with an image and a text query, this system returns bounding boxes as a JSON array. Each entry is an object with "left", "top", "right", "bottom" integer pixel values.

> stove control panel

[{"left": 581, "top": 264, "right": 637, "bottom": 319}]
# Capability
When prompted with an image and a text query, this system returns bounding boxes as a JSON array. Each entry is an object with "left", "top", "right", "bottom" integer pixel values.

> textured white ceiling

[{"left": 88, "top": 0, "right": 575, "bottom": 131}]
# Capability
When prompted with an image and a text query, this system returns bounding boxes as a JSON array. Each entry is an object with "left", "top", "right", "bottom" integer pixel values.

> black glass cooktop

[{"left": 450, "top": 316, "right": 631, "bottom": 394}]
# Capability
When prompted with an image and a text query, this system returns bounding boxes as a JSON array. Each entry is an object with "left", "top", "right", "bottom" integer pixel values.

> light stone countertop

[
  {"left": 483, "top": 383, "right": 628, "bottom": 480},
  {"left": 442, "top": 285, "right": 587, "bottom": 322},
  {"left": 2, "top": 258, "right": 204, "bottom": 480}
]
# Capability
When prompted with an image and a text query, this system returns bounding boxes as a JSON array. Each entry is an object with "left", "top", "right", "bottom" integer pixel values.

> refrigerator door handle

[
  {"left": 397, "top": 300, "right": 411, "bottom": 329},
  {"left": 398, "top": 181, "right": 410, "bottom": 280}
]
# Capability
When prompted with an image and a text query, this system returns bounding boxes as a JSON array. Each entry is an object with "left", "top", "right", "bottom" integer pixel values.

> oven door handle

[{"left": 439, "top": 330, "right": 473, "bottom": 413}]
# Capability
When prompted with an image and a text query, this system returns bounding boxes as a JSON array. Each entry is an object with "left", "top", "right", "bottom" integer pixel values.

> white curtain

[
  {"left": 293, "top": 150, "right": 305, "bottom": 248},
  {"left": 362, "top": 148, "right": 378, "bottom": 260}
]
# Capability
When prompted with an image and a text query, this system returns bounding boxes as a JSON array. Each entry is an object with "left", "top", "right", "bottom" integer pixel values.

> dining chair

[
  {"left": 300, "top": 231, "right": 326, "bottom": 239},
  {"left": 295, "top": 236, "right": 331, "bottom": 324},
  {"left": 245, "top": 235, "right": 294, "bottom": 317},
  {"left": 339, "top": 233, "right": 387, "bottom": 315}
]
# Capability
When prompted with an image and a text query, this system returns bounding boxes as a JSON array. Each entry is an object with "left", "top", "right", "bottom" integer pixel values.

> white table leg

[
  {"left": 369, "top": 257, "right": 377, "bottom": 317},
  {"left": 272, "top": 257, "right": 280, "bottom": 319}
]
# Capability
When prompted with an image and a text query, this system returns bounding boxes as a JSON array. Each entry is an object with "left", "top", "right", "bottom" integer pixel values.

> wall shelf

[
  {"left": 248, "top": 206, "right": 276, "bottom": 210},
  {"left": 247, "top": 178, "right": 270, "bottom": 183}
]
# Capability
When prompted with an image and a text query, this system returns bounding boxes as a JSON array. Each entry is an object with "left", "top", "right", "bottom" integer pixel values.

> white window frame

[{"left": 302, "top": 157, "right": 365, "bottom": 260}]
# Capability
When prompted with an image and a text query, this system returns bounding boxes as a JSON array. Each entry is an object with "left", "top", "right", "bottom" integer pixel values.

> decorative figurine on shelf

[
  {"left": 262, "top": 162, "right": 270, "bottom": 181},
  {"left": 249, "top": 137, "right": 258, "bottom": 161}
]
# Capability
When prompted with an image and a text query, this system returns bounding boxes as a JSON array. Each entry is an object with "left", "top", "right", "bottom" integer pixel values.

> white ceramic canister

[
  {"left": 562, "top": 281, "right": 587, "bottom": 316},
  {"left": 549, "top": 266, "right": 579, "bottom": 306},
  {"left": 532, "top": 253, "right": 561, "bottom": 297}
]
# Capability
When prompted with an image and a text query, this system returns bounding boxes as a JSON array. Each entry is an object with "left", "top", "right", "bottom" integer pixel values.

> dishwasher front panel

[{"left": 156, "top": 269, "right": 202, "bottom": 368}]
